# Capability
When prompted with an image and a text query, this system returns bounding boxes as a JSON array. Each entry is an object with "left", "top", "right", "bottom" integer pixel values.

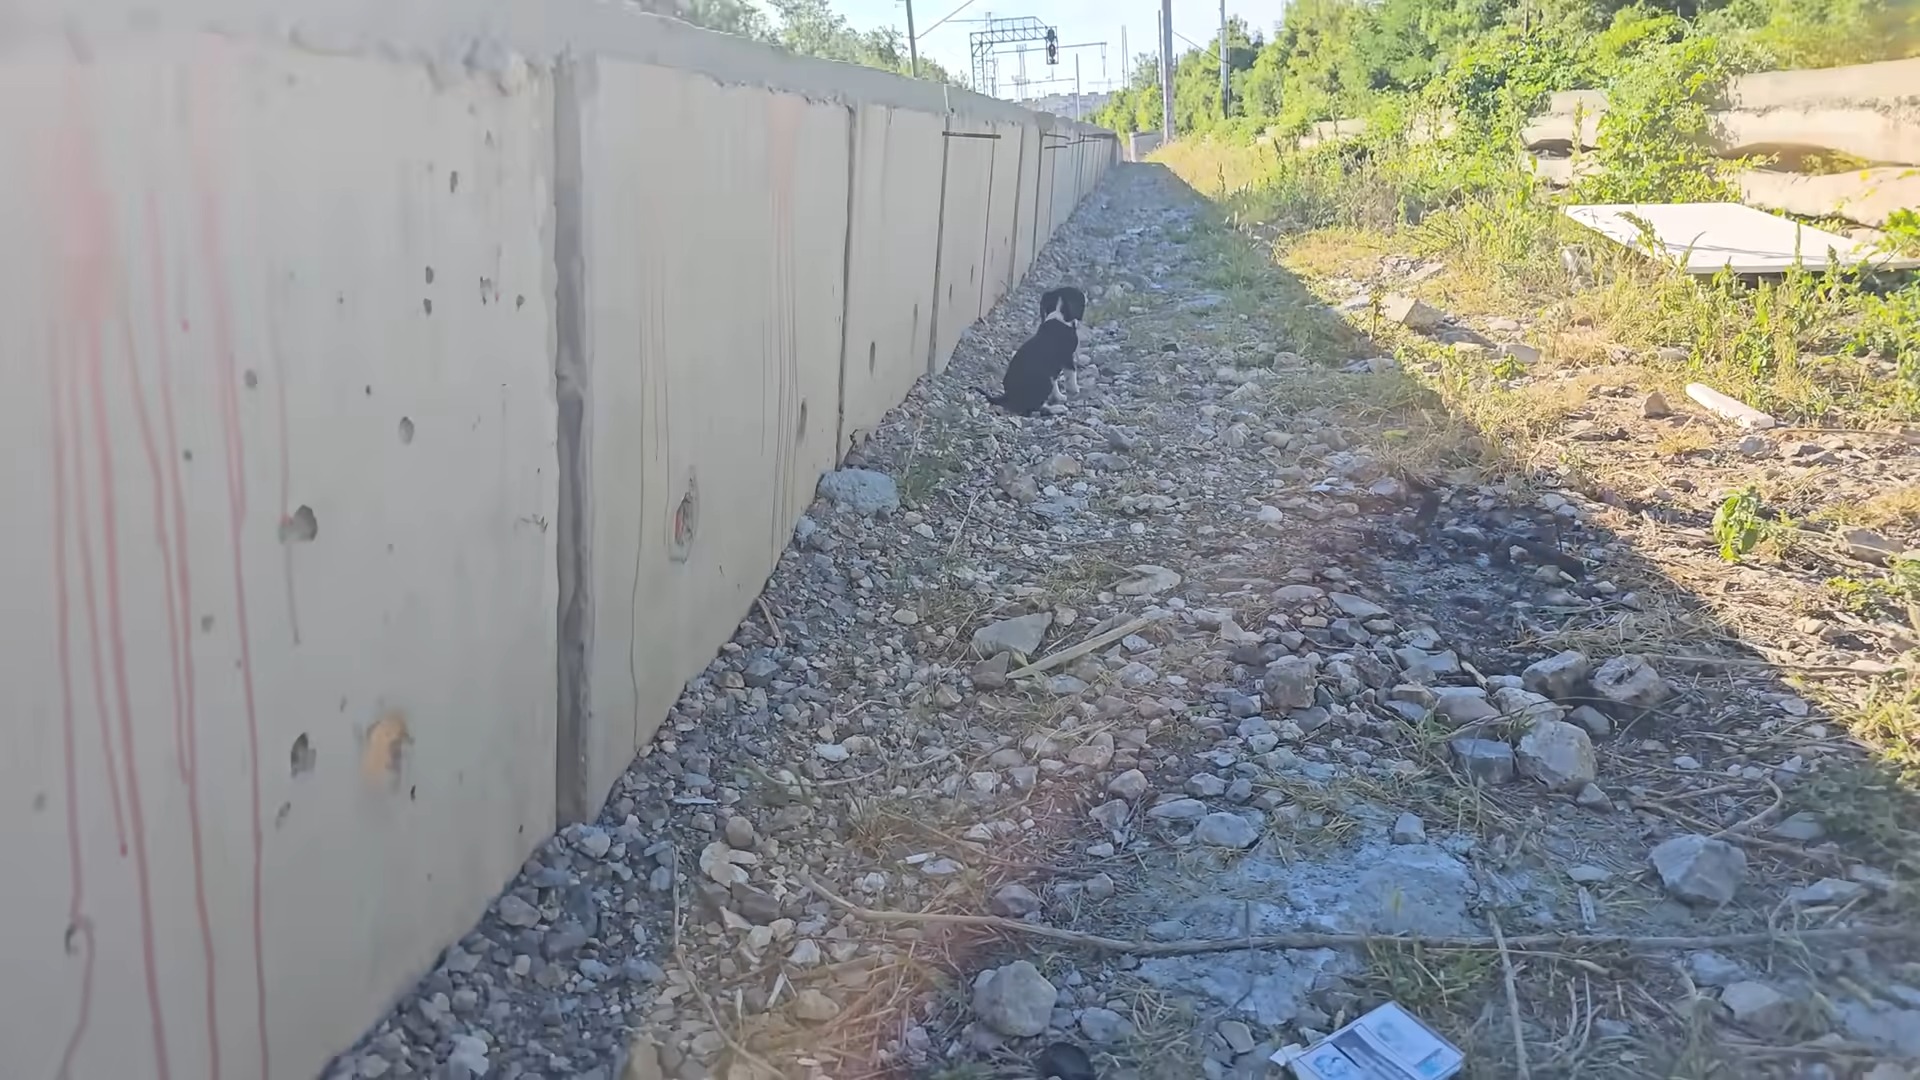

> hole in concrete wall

[
  {"left": 182, "top": 449, "right": 193, "bottom": 462},
  {"left": 243, "top": 369, "right": 258, "bottom": 390},
  {"left": 449, "top": 170, "right": 459, "bottom": 194},
  {"left": 947, "top": 283, "right": 953, "bottom": 302},
  {"left": 868, "top": 341, "right": 876, "bottom": 373},
  {"left": 398, "top": 417, "right": 415, "bottom": 444},
  {"left": 515, "top": 295, "right": 525, "bottom": 310},
  {"left": 479, "top": 277, "right": 494, "bottom": 304},
  {"left": 913, "top": 303, "right": 920, "bottom": 344},
  {"left": 671, "top": 476, "right": 699, "bottom": 564},
  {"left": 422, "top": 299, "right": 433, "bottom": 316},
  {"left": 290, "top": 733, "right": 315, "bottom": 777},
  {"left": 275, "top": 802, "right": 291, "bottom": 829},
  {"left": 200, "top": 614, "right": 213, "bottom": 632},
  {"left": 424, "top": 266, "right": 435, "bottom": 285},
  {"left": 409, "top": 785, "right": 417, "bottom": 802},
  {"left": 279, "top": 505, "right": 318, "bottom": 544},
  {"left": 797, "top": 399, "right": 808, "bottom": 442},
  {"left": 365, "top": 385, "right": 373, "bottom": 397}
]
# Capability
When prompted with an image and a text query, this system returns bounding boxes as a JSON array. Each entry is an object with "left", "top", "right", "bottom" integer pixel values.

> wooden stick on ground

[
  {"left": 1007, "top": 613, "right": 1163, "bottom": 680},
  {"left": 803, "top": 872, "right": 1919, "bottom": 957},
  {"left": 1491, "top": 913, "right": 1533, "bottom": 1080}
]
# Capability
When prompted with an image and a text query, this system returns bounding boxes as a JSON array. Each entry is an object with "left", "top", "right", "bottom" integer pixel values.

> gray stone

[
  {"left": 1574, "top": 783, "right": 1613, "bottom": 810},
  {"left": 1649, "top": 834, "right": 1747, "bottom": 905},
  {"left": 1195, "top": 812, "right": 1262, "bottom": 848},
  {"left": 1217, "top": 1020, "right": 1256, "bottom": 1055},
  {"left": 1643, "top": 390, "right": 1672, "bottom": 418},
  {"left": 1843, "top": 527, "right": 1902, "bottom": 565},
  {"left": 1147, "top": 798, "right": 1209, "bottom": 821},
  {"left": 1327, "top": 592, "right": 1389, "bottom": 620},
  {"left": 971, "top": 652, "right": 1012, "bottom": 690},
  {"left": 794, "top": 989, "right": 841, "bottom": 1023},
  {"left": 1273, "top": 584, "right": 1325, "bottom": 604},
  {"left": 1687, "top": 950, "right": 1745, "bottom": 987},
  {"left": 1515, "top": 720, "right": 1597, "bottom": 791},
  {"left": 1767, "top": 811, "right": 1826, "bottom": 842},
  {"left": 1116, "top": 564, "right": 1182, "bottom": 596},
  {"left": 1838, "top": 1002, "right": 1920, "bottom": 1057},
  {"left": 1380, "top": 294, "right": 1443, "bottom": 330},
  {"left": 816, "top": 468, "right": 899, "bottom": 515},
  {"left": 990, "top": 883, "right": 1044, "bottom": 917},
  {"left": 723, "top": 815, "right": 757, "bottom": 850},
  {"left": 1498, "top": 341, "right": 1542, "bottom": 366},
  {"left": 1491, "top": 686, "right": 1564, "bottom": 726},
  {"left": 1391, "top": 813, "right": 1426, "bottom": 845},
  {"left": 1720, "top": 981, "right": 1792, "bottom": 1028},
  {"left": 1107, "top": 769, "right": 1151, "bottom": 800},
  {"left": 1522, "top": 650, "right": 1591, "bottom": 701},
  {"left": 1261, "top": 657, "right": 1318, "bottom": 711},
  {"left": 1083, "top": 873, "right": 1116, "bottom": 901},
  {"left": 1394, "top": 648, "right": 1460, "bottom": 683},
  {"left": 497, "top": 893, "right": 542, "bottom": 929},
  {"left": 1788, "top": 877, "right": 1869, "bottom": 906},
  {"left": 972, "top": 612, "right": 1053, "bottom": 658},
  {"left": 742, "top": 657, "right": 781, "bottom": 688},
  {"left": 1567, "top": 705, "right": 1612, "bottom": 738},
  {"left": 1590, "top": 654, "right": 1670, "bottom": 715},
  {"left": 1077, "top": 1007, "right": 1137, "bottom": 1044},
  {"left": 1433, "top": 688, "right": 1499, "bottom": 727},
  {"left": 973, "top": 961, "right": 1058, "bottom": 1037},
  {"left": 1047, "top": 674, "right": 1090, "bottom": 695},
  {"left": 1187, "top": 773, "right": 1228, "bottom": 798},
  {"left": 1449, "top": 738, "right": 1514, "bottom": 785}
]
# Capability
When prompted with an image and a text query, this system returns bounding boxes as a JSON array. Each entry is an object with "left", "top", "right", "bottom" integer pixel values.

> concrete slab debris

[{"left": 1563, "top": 202, "right": 1920, "bottom": 274}]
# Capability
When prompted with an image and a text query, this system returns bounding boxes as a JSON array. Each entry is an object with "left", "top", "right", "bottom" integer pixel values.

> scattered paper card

[{"left": 1272, "top": 1002, "right": 1464, "bottom": 1080}]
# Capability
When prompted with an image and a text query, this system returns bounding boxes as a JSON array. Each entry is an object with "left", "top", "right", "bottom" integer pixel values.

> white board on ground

[{"left": 1564, "top": 202, "right": 1920, "bottom": 274}]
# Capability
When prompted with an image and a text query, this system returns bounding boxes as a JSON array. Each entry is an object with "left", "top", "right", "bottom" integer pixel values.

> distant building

[{"left": 1015, "top": 90, "right": 1111, "bottom": 118}]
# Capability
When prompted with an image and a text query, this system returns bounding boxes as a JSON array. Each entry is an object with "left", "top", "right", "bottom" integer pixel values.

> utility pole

[
  {"left": 1120, "top": 25, "right": 1128, "bottom": 83},
  {"left": 904, "top": 0, "right": 919, "bottom": 77},
  {"left": 1219, "top": 0, "right": 1230, "bottom": 118},
  {"left": 1074, "top": 54, "right": 1082, "bottom": 118},
  {"left": 1159, "top": 0, "right": 1174, "bottom": 137}
]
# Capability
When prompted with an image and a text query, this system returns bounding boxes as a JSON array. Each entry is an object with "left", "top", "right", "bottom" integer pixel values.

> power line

[{"left": 919, "top": 0, "right": 983, "bottom": 38}]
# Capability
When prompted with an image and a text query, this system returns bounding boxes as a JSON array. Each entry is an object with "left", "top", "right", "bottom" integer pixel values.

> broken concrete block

[
  {"left": 1522, "top": 650, "right": 1592, "bottom": 701},
  {"left": 1590, "top": 654, "right": 1670, "bottom": 715},
  {"left": 1380, "top": 293, "right": 1444, "bottom": 330},
  {"left": 1650, "top": 833, "right": 1747, "bottom": 905},
  {"left": 1515, "top": 719, "right": 1597, "bottom": 791}
]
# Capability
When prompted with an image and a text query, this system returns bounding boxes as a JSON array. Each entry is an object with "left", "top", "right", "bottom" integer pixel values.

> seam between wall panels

[
  {"left": 925, "top": 117, "right": 953, "bottom": 376},
  {"left": 832, "top": 104, "right": 858, "bottom": 463},
  {"left": 976, "top": 129, "right": 996, "bottom": 318},
  {"left": 552, "top": 53, "right": 594, "bottom": 825},
  {"left": 1007, "top": 123, "right": 1026, "bottom": 289}
]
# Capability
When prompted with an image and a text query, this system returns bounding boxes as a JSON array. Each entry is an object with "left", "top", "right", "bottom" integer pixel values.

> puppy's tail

[{"left": 972, "top": 386, "right": 1006, "bottom": 406}]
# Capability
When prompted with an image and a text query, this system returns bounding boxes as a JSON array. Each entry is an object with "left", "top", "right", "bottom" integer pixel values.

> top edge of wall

[{"left": 1, "top": 0, "right": 1113, "bottom": 128}]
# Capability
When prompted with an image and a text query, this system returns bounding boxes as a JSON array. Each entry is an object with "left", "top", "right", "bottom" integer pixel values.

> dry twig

[
  {"left": 1007, "top": 613, "right": 1164, "bottom": 679},
  {"left": 1490, "top": 913, "right": 1533, "bottom": 1080}
]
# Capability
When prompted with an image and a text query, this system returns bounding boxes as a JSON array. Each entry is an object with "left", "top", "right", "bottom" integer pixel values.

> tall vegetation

[{"left": 1092, "top": 0, "right": 1919, "bottom": 137}]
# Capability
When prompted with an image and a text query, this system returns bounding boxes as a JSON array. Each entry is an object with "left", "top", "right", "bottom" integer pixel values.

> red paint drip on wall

[
  {"left": 187, "top": 59, "right": 273, "bottom": 1080},
  {"left": 57, "top": 75, "right": 174, "bottom": 1078},
  {"left": 132, "top": 190, "right": 223, "bottom": 1080},
  {"left": 49, "top": 337, "right": 98, "bottom": 1080},
  {"left": 61, "top": 335, "right": 130, "bottom": 864}
]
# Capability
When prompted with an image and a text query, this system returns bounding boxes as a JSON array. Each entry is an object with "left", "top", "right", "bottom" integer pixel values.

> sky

[{"left": 797, "top": 0, "right": 1295, "bottom": 100}]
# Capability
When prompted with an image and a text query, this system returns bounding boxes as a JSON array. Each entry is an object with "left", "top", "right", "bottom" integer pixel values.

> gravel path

[{"left": 327, "top": 164, "right": 1920, "bottom": 1080}]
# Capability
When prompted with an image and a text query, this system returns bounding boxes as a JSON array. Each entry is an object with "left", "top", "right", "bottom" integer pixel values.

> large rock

[
  {"left": 1195, "top": 812, "right": 1262, "bottom": 848},
  {"left": 1450, "top": 738, "right": 1515, "bottom": 785},
  {"left": 972, "top": 612, "right": 1053, "bottom": 658},
  {"left": 1491, "top": 686, "right": 1564, "bottom": 726},
  {"left": 1522, "top": 650, "right": 1591, "bottom": 701},
  {"left": 1590, "top": 654, "right": 1670, "bottom": 715},
  {"left": 1328, "top": 592, "right": 1390, "bottom": 619},
  {"left": 973, "top": 960, "right": 1058, "bottom": 1037},
  {"left": 1261, "top": 656, "right": 1318, "bottom": 711},
  {"left": 1515, "top": 720, "right": 1597, "bottom": 791},
  {"left": 1650, "top": 834, "right": 1748, "bottom": 905},
  {"left": 1381, "top": 293, "right": 1444, "bottom": 329},
  {"left": 1720, "top": 981, "right": 1792, "bottom": 1028},
  {"left": 1077, "top": 1007, "right": 1137, "bottom": 1044},
  {"left": 816, "top": 468, "right": 899, "bottom": 515}
]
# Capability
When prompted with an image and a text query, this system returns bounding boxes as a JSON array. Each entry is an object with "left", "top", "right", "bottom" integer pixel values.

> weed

[{"left": 1711, "top": 487, "right": 1767, "bottom": 562}]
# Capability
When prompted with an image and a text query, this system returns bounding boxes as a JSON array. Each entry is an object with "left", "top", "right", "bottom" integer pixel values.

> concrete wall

[{"left": 0, "top": 5, "right": 1114, "bottom": 1079}]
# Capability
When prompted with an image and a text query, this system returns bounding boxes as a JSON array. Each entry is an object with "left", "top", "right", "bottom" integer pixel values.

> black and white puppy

[
  {"left": 1038, "top": 286, "right": 1088, "bottom": 399},
  {"left": 977, "top": 303, "right": 1080, "bottom": 416}
]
